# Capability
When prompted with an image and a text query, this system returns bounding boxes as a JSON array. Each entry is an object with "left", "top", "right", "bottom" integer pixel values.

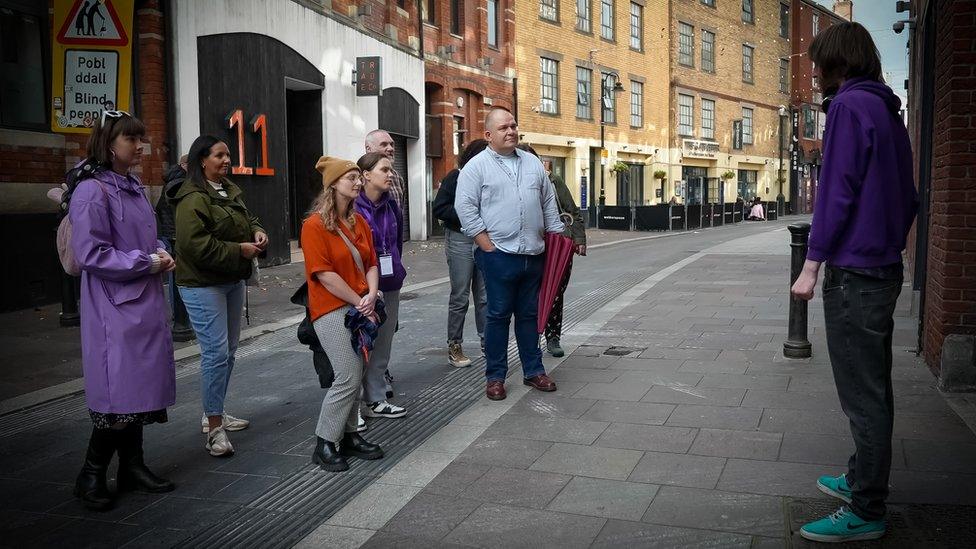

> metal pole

[
  {"left": 784, "top": 222, "right": 812, "bottom": 358},
  {"left": 59, "top": 271, "right": 80, "bottom": 327}
]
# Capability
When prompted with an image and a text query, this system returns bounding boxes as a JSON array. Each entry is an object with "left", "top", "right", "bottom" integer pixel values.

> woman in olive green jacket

[
  {"left": 169, "top": 135, "right": 267, "bottom": 457},
  {"left": 544, "top": 171, "right": 586, "bottom": 357}
]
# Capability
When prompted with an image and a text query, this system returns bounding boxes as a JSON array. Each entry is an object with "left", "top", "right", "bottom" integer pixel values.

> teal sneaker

[
  {"left": 817, "top": 473, "right": 852, "bottom": 503},
  {"left": 799, "top": 506, "right": 885, "bottom": 543}
]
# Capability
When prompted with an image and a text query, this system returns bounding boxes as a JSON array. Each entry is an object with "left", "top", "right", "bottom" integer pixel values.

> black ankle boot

[
  {"left": 340, "top": 432, "right": 384, "bottom": 460},
  {"left": 74, "top": 427, "right": 116, "bottom": 510},
  {"left": 116, "top": 424, "right": 175, "bottom": 493},
  {"left": 312, "top": 437, "right": 349, "bottom": 472}
]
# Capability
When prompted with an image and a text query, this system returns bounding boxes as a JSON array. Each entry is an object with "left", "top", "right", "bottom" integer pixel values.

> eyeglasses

[{"left": 100, "top": 110, "right": 131, "bottom": 127}]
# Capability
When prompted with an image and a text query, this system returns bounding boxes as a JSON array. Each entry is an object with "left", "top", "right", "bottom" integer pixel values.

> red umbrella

[{"left": 538, "top": 231, "right": 576, "bottom": 333}]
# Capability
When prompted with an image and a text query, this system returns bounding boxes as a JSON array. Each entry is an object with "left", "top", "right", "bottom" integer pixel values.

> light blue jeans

[{"left": 179, "top": 281, "right": 245, "bottom": 417}]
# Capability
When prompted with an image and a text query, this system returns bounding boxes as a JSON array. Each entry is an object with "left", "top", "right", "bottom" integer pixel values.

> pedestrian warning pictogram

[{"left": 56, "top": 0, "right": 129, "bottom": 46}]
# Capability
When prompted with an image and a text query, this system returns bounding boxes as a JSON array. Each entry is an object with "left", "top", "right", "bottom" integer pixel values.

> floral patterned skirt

[{"left": 89, "top": 409, "right": 168, "bottom": 429}]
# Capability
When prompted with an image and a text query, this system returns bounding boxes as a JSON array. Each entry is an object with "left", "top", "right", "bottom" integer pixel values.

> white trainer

[
  {"left": 201, "top": 413, "right": 250, "bottom": 433},
  {"left": 205, "top": 425, "right": 234, "bottom": 457},
  {"left": 362, "top": 400, "right": 407, "bottom": 418},
  {"left": 357, "top": 411, "right": 368, "bottom": 433}
]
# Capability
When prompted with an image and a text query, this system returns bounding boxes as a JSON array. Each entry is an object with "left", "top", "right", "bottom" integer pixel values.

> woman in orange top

[{"left": 301, "top": 156, "right": 384, "bottom": 472}]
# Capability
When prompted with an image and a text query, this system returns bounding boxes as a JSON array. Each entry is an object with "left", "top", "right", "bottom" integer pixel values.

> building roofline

[{"left": 797, "top": 0, "right": 849, "bottom": 24}]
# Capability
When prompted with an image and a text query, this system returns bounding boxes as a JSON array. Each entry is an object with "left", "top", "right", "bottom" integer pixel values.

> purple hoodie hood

[{"left": 806, "top": 78, "right": 918, "bottom": 268}]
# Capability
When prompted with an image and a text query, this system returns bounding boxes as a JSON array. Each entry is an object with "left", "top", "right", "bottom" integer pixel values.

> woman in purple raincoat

[{"left": 69, "top": 112, "right": 177, "bottom": 510}]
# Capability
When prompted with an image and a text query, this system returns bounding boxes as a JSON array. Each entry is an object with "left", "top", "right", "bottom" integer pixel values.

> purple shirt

[{"left": 807, "top": 78, "right": 918, "bottom": 268}]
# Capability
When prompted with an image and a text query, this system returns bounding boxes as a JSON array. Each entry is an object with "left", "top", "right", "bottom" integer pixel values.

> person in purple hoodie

[
  {"left": 69, "top": 112, "right": 177, "bottom": 510},
  {"left": 354, "top": 152, "right": 408, "bottom": 420},
  {"left": 791, "top": 23, "right": 918, "bottom": 543}
]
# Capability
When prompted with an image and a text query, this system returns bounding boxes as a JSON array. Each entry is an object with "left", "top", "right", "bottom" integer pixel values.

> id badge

[{"left": 379, "top": 254, "right": 394, "bottom": 277}]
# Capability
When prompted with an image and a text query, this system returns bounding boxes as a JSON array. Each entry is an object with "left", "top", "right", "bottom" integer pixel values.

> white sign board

[{"left": 63, "top": 50, "right": 118, "bottom": 128}]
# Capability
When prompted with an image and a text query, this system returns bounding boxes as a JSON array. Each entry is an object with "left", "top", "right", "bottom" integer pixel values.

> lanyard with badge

[{"left": 374, "top": 211, "right": 395, "bottom": 278}]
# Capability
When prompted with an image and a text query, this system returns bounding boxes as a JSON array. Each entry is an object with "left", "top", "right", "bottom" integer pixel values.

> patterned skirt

[{"left": 89, "top": 409, "right": 168, "bottom": 429}]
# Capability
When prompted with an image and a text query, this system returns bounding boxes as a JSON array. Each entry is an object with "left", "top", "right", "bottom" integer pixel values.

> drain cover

[
  {"left": 604, "top": 346, "right": 645, "bottom": 356},
  {"left": 787, "top": 498, "right": 976, "bottom": 547}
]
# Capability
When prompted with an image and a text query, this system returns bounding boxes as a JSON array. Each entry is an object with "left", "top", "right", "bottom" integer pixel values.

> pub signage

[{"left": 683, "top": 139, "right": 720, "bottom": 159}]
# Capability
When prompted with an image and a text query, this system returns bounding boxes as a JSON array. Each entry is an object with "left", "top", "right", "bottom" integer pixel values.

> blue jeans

[
  {"left": 179, "top": 281, "right": 245, "bottom": 417},
  {"left": 474, "top": 249, "right": 545, "bottom": 382}
]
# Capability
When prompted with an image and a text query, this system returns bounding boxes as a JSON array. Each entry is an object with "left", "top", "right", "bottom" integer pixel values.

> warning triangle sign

[{"left": 57, "top": 0, "right": 129, "bottom": 46}]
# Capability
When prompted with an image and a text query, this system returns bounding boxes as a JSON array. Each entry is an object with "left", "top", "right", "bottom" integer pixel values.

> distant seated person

[
  {"left": 747, "top": 197, "right": 765, "bottom": 221},
  {"left": 668, "top": 195, "right": 679, "bottom": 206}
]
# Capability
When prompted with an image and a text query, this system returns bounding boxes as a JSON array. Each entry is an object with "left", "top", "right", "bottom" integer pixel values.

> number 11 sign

[{"left": 225, "top": 109, "right": 275, "bottom": 176}]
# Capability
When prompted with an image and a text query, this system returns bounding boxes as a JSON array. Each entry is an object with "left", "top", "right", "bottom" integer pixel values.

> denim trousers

[
  {"left": 445, "top": 228, "right": 486, "bottom": 344},
  {"left": 179, "top": 281, "right": 245, "bottom": 417},
  {"left": 822, "top": 266, "right": 903, "bottom": 521},
  {"left": 474, "top": 248, "right": 545, "bottom": 382}
]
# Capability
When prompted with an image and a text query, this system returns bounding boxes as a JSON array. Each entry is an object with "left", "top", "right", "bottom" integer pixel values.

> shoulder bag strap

[{"left": 337, "top": 224, "right": 366, "bottom": 276}]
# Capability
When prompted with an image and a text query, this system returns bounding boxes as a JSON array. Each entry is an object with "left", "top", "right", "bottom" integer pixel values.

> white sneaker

[
  {"left": 362, "top": 400, "right": 407, "bottom": 418},
  {"left": 201, "top": 413, "right": 250, "bottom": 433},
  {"left": 205, "top": 426, "right": 234, "bottom": 457},
  {"left": 357, "top": 411, "right": 368, "bottom": 433}
]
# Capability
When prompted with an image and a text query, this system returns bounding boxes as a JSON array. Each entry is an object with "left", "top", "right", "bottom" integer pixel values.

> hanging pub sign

[
  {"left": 51, "top": 0, "right": 135, "bottom": 133},
  {"left": 355, "top": 56, "right": 382, "bottom": 97},
  {"left": 732, "top": 120, "right": 743, "bottom": 150}
]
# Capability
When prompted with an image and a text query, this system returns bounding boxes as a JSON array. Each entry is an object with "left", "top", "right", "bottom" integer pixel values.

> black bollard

[
  {"left": 59, "top": 271, "right": 80, "bottom": 327},
  {"left": 784, "top": 222, "right": 812, "bottom": 358}
]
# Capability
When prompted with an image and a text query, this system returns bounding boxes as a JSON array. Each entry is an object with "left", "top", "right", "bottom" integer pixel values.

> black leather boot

[
  {"left": 74, "top": 427, "right": 115, "bottom": 510},
  {"left": 116, "top": 424, "right": 175, "bottom": 493},
  {"left": 312, "top": 437, "right": 349, "bottom": 472},
  {"left": 340, "top": 432, "right": 384, "bottom": 460}
]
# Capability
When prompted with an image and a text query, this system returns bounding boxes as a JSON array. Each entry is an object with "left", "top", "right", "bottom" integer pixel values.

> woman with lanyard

[
  {"left": 302, "top": 156, "right": 385, "bottom": 472},
  {"left": 354, "top": 152, "right": 407, "bottom": 421}
]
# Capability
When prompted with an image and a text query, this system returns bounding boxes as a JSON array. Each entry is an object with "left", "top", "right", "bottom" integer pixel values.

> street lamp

[{"left": 599, "top": 73, "right": 624, "bottom": 213}]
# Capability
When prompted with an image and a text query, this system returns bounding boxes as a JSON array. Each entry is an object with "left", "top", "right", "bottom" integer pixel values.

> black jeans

[{"left": 822, "top": 266, "right": 903, "bottom": 521}]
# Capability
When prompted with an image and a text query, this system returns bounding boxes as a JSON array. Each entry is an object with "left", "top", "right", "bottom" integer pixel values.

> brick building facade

[
  {"left": 0, "top": 0, "right": 169, "bottom": 312},
  {"left": 669, "top": 0, "right": 791, "bottom": 209},
  {"left": 422, "top": 0, "right": 516, "bottom": 220},
  {"left": 788, "top": 0, "right": 847, "bottom": 214},
  {"left": 906, "top": 0, "right": 976, "bottom": 375},
  {"left": 514, "top": 0, "right": 671, "bottom": 221}
]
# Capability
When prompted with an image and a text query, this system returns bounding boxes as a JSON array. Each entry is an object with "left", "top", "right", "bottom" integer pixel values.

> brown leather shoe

[
  {"left": 523, "top": 374, "right": 557, "bottom": 392},
  {"left": 486, "top": 381, "right": 506, "bottom": 400}
]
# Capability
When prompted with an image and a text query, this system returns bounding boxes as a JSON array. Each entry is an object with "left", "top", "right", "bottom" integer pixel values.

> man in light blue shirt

[{"left": 455, "top": 107, "right": 564, "bottom": 401}]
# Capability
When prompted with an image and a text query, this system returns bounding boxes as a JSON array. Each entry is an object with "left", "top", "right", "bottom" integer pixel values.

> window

[
  {"left": 601, "top": 0, "right": 614, "bottom": 40},
  {"left": 742, "top": 0, "right": 754, "bottom": 24},
  {"left": 576, "top": 66, "right": 592, "bottom": 119},
  {"left": 630, "top": 2, "right": 642, "bottom": 50},
  {"left": 701, "top": 98, "right": 715, "bottom": 140},
  {"left": 813, "top": 13, "right": 820, "bottom": 35},
  {"left": 0, "top": 7, "right": 46, "bottom": 128},
  {"left": 679, "top": 23, "right": 694, "bottom": 67},
  {"left": 577, "top": 0, "right": 591, "bottom": 32},
  {"left": 742, "top": 107, "right": 754, "bottom": 144},
  {"left": 487, "top": 0, "right": 499, "bottom": 46},
  {"left": 780, "top": 58, "right": 789, "bottom": 94},
  {"left": 678, "top": 94, "right": 694, "bottom": 136},
  {"left": 601, "top": 72, "right": 617, "bottom": 123},
  {"left": 780, "top": 3, "right": 790, "bottom": 38},
  {"left": 541, "top": 0, "right": 558, "bottom": 21},
  {"left": 742, "top": 44, "right": 754, "bottom": 83},
  {"left": 803, "top": 105, "right": 816, "bottom": 139},
  {"left": 451, "top": 0, "right": 461, "bottom": 34},
  {"left": 540, "top": 58, "right": 559, "bottom": 114},
  {"left": 701, "top": 29, "right": 715, "bottom": 73},
  {"left": 630, "top": 80, "right": 643, "bottom": 128},
  {"left": 737, "top": 170, "right": 758, "bottom": 199},
  {"left": 425, "top": 0, "right": 436, "bottom": 24},
  {"left": 701, "top": 0, "right": 716, "bottom": 6},
  {"left": 812, "top": 62, "right": 820, "bottom": 91}
]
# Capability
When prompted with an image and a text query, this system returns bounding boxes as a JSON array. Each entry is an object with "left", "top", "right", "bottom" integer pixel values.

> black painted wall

[{"left": 196, "top": 33, "right": 324, "bottom": 265}]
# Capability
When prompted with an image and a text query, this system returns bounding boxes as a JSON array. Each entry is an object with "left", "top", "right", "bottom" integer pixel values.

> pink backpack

[{"left": 51, "top": 161, "right": 101, "bottom": 276}]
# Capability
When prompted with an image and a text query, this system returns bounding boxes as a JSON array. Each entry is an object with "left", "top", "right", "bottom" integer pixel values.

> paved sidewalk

[
  {"left": 308, "top": 229, "right": 976, "bottom": 548},
  {"left": 0, "top": 227, "right": 679, "bottom": 405}
]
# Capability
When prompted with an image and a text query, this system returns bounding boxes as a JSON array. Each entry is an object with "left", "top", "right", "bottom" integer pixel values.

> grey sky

[{"left": 814, "top": 1, "right": 909, "bottom": 102}]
